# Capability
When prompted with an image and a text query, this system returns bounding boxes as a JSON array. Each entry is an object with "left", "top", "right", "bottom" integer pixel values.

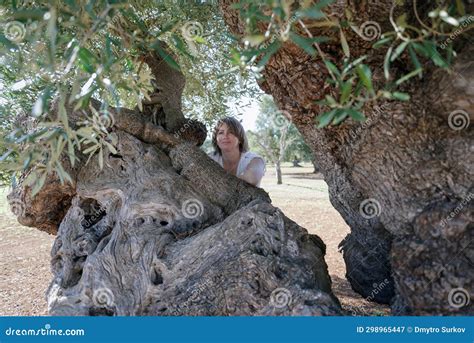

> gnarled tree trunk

[
  {"left": 219, "top": 0, "right": 473, "bottom": 314},
  {"left": 8, "top": 44, "right": 341, "bottom": 316}
]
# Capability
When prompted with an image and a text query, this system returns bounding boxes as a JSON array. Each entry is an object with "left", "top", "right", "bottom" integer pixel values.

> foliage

[
  {"left": 228, "top": 0, "right": 471, "bottom": 127},
  {"left": 0, "top": 0, "right": 472, "bottom": 194},
  {"left": 0, "top": 0, "right": 256, "bottom": 191}
]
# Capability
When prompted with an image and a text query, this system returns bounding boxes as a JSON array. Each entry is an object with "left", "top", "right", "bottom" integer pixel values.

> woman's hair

[{"left": 212, "top": 116, "right": 249, "bottom": 155}]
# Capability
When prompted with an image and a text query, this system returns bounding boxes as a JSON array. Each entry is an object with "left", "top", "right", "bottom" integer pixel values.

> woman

[{"left": 209, "top": 117, "right": 265, "bottom": 187}]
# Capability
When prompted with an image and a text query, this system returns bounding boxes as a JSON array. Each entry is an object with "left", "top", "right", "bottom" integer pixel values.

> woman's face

[{"left": 216, "top": 123, "right": 240, "bottom": 153}]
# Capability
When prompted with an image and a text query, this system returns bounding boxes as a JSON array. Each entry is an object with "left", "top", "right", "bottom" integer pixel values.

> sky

[{"left": 227, "top": 95, "right": 260, "bottom": 131}]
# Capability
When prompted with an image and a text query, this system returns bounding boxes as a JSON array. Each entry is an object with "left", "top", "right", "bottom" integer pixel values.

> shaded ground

[{"left": 0, "top": 163, "right": 389, "bottom": 316}]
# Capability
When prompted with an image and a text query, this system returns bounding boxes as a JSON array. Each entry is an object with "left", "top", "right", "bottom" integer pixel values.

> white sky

[{"left": 227, "top": 95, "right": 260, "bottom": 131}]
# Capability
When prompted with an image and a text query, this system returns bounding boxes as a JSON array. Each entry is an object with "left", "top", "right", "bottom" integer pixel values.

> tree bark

[
  {"left": 276, "top": 161, "right": 283, "bottom": 185},
  {"left": 45, "top": 130, "right": 340, "bottom": 316},
  {"left": 219, "top": 0, "right": 474, "bottom": 314},
  {"left": 8, "top": 42, "right": 342, "bottom": 316},
  {"left": 311, "top": 159, "right": 318, "bottom": 174}
]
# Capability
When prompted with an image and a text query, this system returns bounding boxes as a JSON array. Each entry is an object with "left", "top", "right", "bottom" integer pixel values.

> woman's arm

[{"left": 240, "top": 158, "right": 265, "bottom": 187}]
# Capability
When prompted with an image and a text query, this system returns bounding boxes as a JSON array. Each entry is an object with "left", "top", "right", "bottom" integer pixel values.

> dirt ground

[{"left": 0, "top": 163, "right": 389, "bottom": 316}]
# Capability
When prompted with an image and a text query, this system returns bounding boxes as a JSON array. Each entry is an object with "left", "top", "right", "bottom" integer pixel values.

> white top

[{"left": 209, "top": 151, "right": 266, "bottom": 187}]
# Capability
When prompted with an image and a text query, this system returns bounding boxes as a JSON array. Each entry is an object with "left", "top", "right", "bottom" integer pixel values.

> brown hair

[{"left": 212, "top": 117, "right": 249, "bottom": 155}]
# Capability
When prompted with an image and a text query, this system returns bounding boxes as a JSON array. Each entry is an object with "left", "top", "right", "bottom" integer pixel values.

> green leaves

[
  {"left": 324, "top": 60, "right": 340, "bottom": 78},
  {"left": 340, "top": 79, "right": 352, "bottom": 103},
  {"left": 152, "top": 40, "right": 181, "bottom": 71},
  {"left": 289, "top": 33, "right": 327, "bottom": 56},
  {"left": 316, "top": 108, "right": 365, "bottom": 128},
  {"left": 296, "top": 0, "right": 334, "bottom": 19},
  {"left": 0, "top": 0, "right": 465, "bottom": 191},
  {"left": 346, "top": 108, "right": 365, "bottom": 121},
  {"left": 395, "top": 68, "right": 422, "bottom": 86},
  {"left": 78, "top": 48, "right": 98, "bottom": 73},
  {"left": 384, "top": 46, "right": 393, "bottom": 80},
  {"left": 316, "top": 109, "right": 336, "bottom": 128},
  {"left": 390, "top": 41, "right": 408, "bottom": 62},
  {"left": 421, "top": 40, "right": 449, "bottom": 68},
  {"left": 315, "top": 58, "right": 375, "bottom": 128},
  {"left": 257, "top": 40, "right": 281, "bottom": 67},
  {"left": 373, "top": 36, "right": 393, "bottom": 49},
  {"left": 391, "top": 92, "right": 410, "bottom": 101},
  {"left": 356, "top": 64, "right": 374, "bottom": 96},
  {"left": 340, "top": 30, "right": 350, "bottom": 57}
]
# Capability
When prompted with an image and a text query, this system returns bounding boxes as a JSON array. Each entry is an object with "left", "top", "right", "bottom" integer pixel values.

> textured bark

[
  {"left": 8, "top": 42, "right": 341, "bottom": 316},
  {"left": 46, "top": 131, "right": 340, "bottom": 316},
  {"left": 220, "top": 0, "right": 473, "bottom": 314},
  {"left": 7, "top": 171, "right": 76, "bottom": 235},
  {"left": 7, "top": 42, "right": 204, "bottom": 235}
]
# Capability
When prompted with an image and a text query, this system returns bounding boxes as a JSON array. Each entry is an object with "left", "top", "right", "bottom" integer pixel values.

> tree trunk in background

[
  {"left": 311, "top": 159, "right": 319, "bottom": 174},
  {"left": 292, "top": 158, "right": 302, "bottom": 167},
  {"left": 276, "top": 161, "right": 283, "bottom": 185},
  {"left": 8, "top": 43, "right": 341, "bottom": 316},
  {"left": 220, "top": 0, "right": 473, "bottom": 314}
]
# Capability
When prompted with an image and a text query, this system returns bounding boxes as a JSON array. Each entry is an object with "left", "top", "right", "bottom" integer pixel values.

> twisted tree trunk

[
  {"left": 8, "top": 43, "right": 341, "bottom": 316},
  {"left": 219, "top": 0, "right": 473, "bottom": 314}
]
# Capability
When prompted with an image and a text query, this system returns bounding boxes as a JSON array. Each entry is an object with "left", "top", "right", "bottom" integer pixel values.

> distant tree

[
  {"left": 248, "top": 95, "right": 295, "bottom": 184},
  {"left": 283, "top": 127, "right": 319, "bottom": 173}
]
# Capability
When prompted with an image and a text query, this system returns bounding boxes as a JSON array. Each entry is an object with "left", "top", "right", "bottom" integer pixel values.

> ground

[{"left": 0, "top": 163, "right": 389, "bottom": 316}]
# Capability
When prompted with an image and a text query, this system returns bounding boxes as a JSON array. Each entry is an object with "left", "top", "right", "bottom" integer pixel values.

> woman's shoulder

[
  {"left": 238, "top": 151, "right": 266, "bottom": 178},
  {"left": 241, "top": 151, "right": 264, "bottom": 163}
]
